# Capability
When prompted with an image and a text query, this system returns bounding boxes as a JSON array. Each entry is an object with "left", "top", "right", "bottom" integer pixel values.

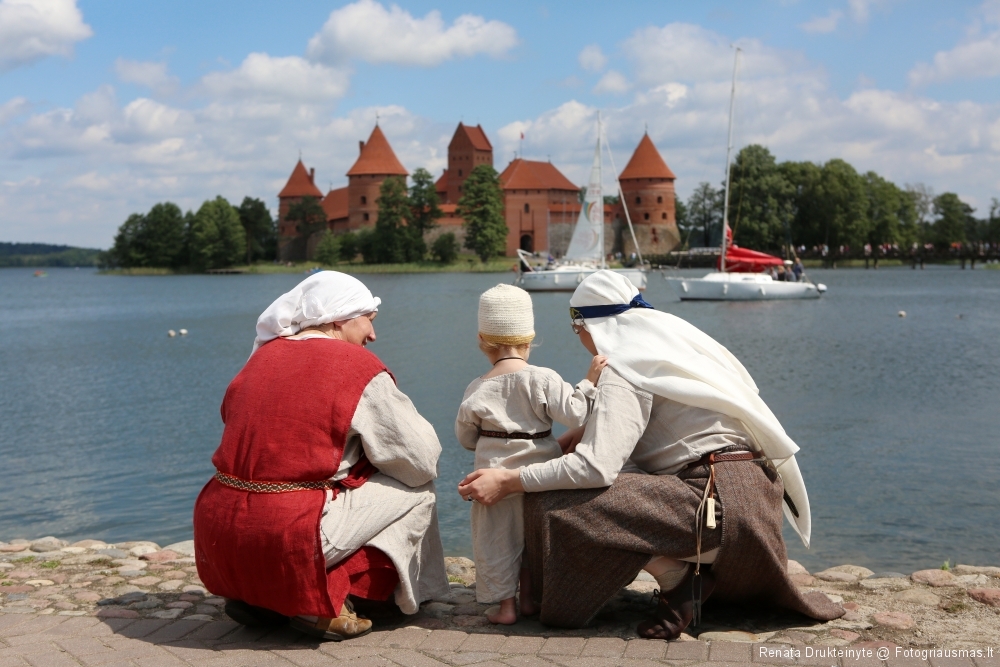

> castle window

[
  {"left": 657, "top": 196, "right": 663, "bottom": 203},
  {"left": 662, "top": 212, "right": 667, "bottom": 220},
  {"left": 644, "top": 213, "right": 650, "bottom": 220},
  {"left": 459, "top": 169, "right": 463, "bottom": 176},
  {"left": 363, "top": 213, "right": 369, "bottom": 221},
  {"left": 361, "top": 196, "right": 367, "bottom": 205},
  {"left": 524, "top": 203, "right": 530, "bottom": 213},
  {"left": 635, "top": 196, "right": 641, "bottom": 204}
]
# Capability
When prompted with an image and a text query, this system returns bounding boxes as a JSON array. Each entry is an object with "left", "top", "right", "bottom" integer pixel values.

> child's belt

[{"left": 477, "top": 428, "right": 552, "bottom": 440}]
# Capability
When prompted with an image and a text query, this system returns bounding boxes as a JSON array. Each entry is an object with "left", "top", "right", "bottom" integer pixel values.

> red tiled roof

[
  {"left": 456, "top": 123, "right": 492, "bottom": 151},
  {"left": 347, "top": 125, "right": 408, "bottom": 177},
  {"left": 618, "top": 134, "right": 676, "bottom": 180},
  {"left": 322, "top": 186, "right": 348, "bottom": 222},
  {"left": 435, "top": 169, "right": 448, "bottom": 194},
  {"left": 279, "top": 159, "right": 323, "bottom": 198},
  {"left": 500, "top": 159, "right": 579, "bottom": 192}
]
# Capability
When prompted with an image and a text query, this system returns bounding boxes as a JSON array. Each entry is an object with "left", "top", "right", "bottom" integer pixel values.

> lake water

[{"left": 1, "top": 266, "right": 998, "bottom": 573}]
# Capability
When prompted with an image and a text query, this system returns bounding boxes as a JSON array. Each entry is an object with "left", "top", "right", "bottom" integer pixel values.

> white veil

[{"left": 570, "top": 271, "right": 812, "bottom": 547}]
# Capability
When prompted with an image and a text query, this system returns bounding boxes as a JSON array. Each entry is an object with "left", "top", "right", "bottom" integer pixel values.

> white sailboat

[
  {"left": 515, "top": 117, "right": 648, "bottom": 292},
  {"left": 665, "top": 49, "right": 826, "bottom": 301}
]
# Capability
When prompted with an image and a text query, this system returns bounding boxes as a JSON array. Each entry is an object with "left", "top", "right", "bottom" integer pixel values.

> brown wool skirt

[{"left": 523, "top": 457, "right": 844, "bottom": 628}]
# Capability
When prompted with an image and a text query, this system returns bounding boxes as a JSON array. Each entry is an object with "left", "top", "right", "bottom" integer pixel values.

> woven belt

[
  {"left": 477, "top": 428, "right": 552, "bottom": 440},
  {"left": 688, "top": 448, "right": 765, "bottom": 470},
  {"left": 214, "top": 471, "right": 339, "bottom": 494}
]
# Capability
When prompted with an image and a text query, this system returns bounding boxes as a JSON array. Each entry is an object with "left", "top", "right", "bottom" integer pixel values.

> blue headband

[{"left": 570, "top": 293, "right": 654, "bottom": 320}]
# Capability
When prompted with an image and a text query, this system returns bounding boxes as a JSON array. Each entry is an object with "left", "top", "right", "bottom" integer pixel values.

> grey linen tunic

[
  {"left": 319, "top": 372, "right": 451, "bottom": 614},
  {"left": 455, "top": 366, "right": 596, "bottom": 602},
  {"left": 520, "top": 367, "right": 750, "bottom": 491}
]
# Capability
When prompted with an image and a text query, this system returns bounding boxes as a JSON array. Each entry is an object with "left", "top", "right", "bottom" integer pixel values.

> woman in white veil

[{"left": 459, "top": 270, "right": 842, "bottom": 637}]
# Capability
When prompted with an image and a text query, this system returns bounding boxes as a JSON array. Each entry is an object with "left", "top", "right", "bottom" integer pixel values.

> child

[{"left": 455, "top": 283, "right": 607, "bottom": 624}]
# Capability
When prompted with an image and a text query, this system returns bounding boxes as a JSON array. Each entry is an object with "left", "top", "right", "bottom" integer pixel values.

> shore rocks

[
  {"left": 954, "top": 564, "right": 1000, "bottom": 576},
  {"left": 874, "top": 611, "right": 915, "bottom": 630},
  {"left": 967, "top": 588, "right": 1000, "bottom": 607},
  {"left": 911, "top": 569, "right": 957, "bottom": 587},
  {"left": 29, "top": 537, "right": 66, "bottom": 552}
]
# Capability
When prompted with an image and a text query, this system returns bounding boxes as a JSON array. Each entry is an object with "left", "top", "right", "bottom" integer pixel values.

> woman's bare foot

[{"left": 486, "top": 597, "right": 518, "bottom": 625}]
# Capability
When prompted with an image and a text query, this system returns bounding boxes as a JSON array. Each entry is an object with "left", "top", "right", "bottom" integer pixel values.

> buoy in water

[
  {"left": 897, "top": 311, "right": 906, "bottom": 318},
  {"left": 179, "top": 328, "right": 188, "bottom": 335},
  {"left": 168, "top": 330, "right": 177, "bottom": 337}
]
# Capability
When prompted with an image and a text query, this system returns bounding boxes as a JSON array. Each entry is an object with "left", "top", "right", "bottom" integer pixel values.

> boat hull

[
  {"left": 517, "top": 267, "right": 647, "bottom": 292},
  {"left": 665, "top": 272, "right": 824, "bottom": 301}
]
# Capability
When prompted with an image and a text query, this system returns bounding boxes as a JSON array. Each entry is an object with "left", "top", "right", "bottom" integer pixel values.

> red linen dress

[{"left": 193, "top": 338, "right": 399, "bottom": 618}]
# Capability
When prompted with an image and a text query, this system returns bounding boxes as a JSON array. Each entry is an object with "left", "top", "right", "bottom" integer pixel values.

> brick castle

[{"left": 277, "top": 123, "right": 679, "bottom": 262}]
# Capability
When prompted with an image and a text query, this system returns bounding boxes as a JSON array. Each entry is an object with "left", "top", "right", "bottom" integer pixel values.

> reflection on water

[{"left": 0, "top": 266, "right": 997, "bottom": 572}]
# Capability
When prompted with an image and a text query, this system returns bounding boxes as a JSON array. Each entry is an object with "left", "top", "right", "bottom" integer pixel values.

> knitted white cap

[{"left": 478, "top": 284, "right": 535, "bottom": 346}]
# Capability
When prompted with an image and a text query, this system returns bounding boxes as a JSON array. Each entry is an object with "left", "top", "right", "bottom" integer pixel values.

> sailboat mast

[
  {"left": 603, "top": 120, "right": 644, "bottom": 268},
  {"left": 720, "top": 47, "right": 741, "bottom": 273},
  {"left": 598, "top": 113, "right": 606, "bottom": 270}
]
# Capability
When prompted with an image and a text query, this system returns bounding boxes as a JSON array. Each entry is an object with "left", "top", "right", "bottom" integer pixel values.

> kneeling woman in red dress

[{"left": 194, "top": 272, "right": 450, "bottom": 641}]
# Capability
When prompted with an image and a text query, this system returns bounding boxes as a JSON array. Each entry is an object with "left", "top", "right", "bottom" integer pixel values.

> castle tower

[
  {"left": 445, "top": 123, "right": 492, "bottom": 203},
  {"left": 277, "top": 159, "right": 324, "bottom": 261},
  {"left": 616, "top": 133, "right": 679, "bottom": 255},
  {"left": 500, "top": 158, "right": 580, "bottom": 256},
  {"left": 346, "top": 125, "right": 408, "bottom": 230}
]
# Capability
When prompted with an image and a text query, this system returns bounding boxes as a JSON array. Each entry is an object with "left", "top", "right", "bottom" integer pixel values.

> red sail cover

[
  {"left": 194, "top": 337, "right": 398, "bottom": 618},
  {"left": 719, "top": 245, "right": 785, "bottom": 273}
]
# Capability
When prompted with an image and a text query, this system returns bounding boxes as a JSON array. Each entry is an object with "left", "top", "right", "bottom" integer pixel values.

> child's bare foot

[{"left": 486, "top": 597, "right": 517, "bottom": 625}]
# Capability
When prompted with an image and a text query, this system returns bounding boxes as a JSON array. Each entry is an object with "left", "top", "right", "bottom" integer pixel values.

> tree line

[
  {"left": 104, "top": 164, "right": 510, "bottom": 270},
  {"left": 674, "top": 145, "right": 1000, "bottom": 258},
  {"left": 103, "top": 197, "right": 276, "bottom": 270}
]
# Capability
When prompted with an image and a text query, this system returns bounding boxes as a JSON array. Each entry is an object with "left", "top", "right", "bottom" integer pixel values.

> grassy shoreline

[{"left": 99, "top": 257, "right": 517, "bottom": 276}]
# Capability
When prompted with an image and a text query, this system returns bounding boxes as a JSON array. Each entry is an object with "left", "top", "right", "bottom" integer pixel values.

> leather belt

[
  {"left": 689, "top": 448, "right": 765, "bottom": 470},
  {"left": 477, "top": 428, "right": 552, "bottom": 440}
]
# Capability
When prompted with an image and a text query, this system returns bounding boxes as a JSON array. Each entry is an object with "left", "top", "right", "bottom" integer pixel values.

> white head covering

[
  {"left": 478, "top": 284, "right": 535, "bottom": 346},
  {"left": 570, "top": 270, "right": 812, "bottom": 547},
  {"left": 252, "top": 271, "right": 380, "bottom": 354}
]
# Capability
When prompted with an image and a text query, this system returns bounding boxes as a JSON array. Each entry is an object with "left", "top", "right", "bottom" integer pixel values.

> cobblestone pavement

[
  {"left": 3, "top": 539, "right": 1000, "bottom": 666},
  {"left": 1, "top": 611, "right": 999, "bottom": 667}
]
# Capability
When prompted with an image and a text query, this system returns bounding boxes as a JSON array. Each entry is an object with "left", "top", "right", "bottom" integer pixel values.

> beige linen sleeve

[
  {"left": 454, "top": 380, "right": 482, "bottom": 452},
  {"left": 537, "top": 369, "right": 596, "bottom": 430},
  {"left": 519, "top": 370, "right": 652, "bottom": 492},
  {"left": 351, "top": 372, "right": 442, "bottom": 487}
]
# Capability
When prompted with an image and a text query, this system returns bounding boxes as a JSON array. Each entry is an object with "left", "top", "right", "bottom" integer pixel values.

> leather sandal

[
  {"left": 290, "top": 599, "right": 373, "bottom": 641},
  {"left": 636, "top": 567, "right": 716, "bottom": 640}
]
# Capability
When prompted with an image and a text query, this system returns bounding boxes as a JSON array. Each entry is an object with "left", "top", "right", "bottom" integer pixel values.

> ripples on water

[{"left": 0, "top": 266, "right": 997, "bottom": 572}]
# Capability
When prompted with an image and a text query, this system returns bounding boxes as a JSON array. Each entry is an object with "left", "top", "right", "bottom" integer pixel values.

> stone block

[{"left": 912, "top": 569, "right": 958, "bottom": 587}]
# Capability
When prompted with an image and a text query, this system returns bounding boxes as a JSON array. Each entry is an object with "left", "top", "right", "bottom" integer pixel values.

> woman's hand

[
  {"left": 557, "top": 426, "right": 585, "bottom": 455},
  {"left": 457, "top": 469, "right": 523, "bottom": 506},
  {"left": 586, "top": 355, "right": 608, "bottom": 385}
]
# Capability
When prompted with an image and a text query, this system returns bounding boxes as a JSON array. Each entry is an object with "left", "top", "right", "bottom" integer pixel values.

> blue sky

[{"left": 2, "top": 0, "right": 998, "bottom": 247}]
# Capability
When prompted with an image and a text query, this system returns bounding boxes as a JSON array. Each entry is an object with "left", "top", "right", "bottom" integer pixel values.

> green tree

[
  {"left": 408, "top": 168, "right": 443, "bottom": 258},
  {"left": 784, "top": 159, "right": 868, "bottom": 253},
  {"left": 905, "top": 183, "right": 935, "bottom": 243},
  {"left": 338, "top": 231, "right": 360, "bottom": 262},
  {"left": 356, "top": 228, "right": 377, "bottom": 263},
  {"left": 238, "top": 197, "right": 276, "bottom": 264},
  {"left": 863, "top": 172, "right": 917, "bottom": 248},
  {"left": 314, "top": 231, "right": 341, "bottom": 266},
  {"left": 932, "top": 193, "right": 974, "bottom": 248},
  {"left": 431, "top": 232, "right": 460, "bottom": 263},
  {"left": 988, "top": 198, "right": 1000, "bottom": 244},
  {"left": 107, "top": 202, "right": 186, "bottom": 268},
  {"left": 189, "top": 196, "right": 246, "bottom": 270},
  {"left": 673, "top": 198, "right": 689, "bottom": 246},
  {"left": 283, "top": 196, "right": 326, "bottom": 262},
  {"left": 727, "top": 145, "right": 794, "bottom": 251},
  {"left": 686, "top": 182, "right": 724, "bottom": 248},
  {"left": 370, "top": 176, "right": 412, "bottom": 264},
  {"left": 459, "top": 164, "right": 508, "bottom": 262}
]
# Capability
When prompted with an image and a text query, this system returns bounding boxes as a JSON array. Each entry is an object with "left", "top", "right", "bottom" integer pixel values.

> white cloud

[
  {"left": 114, "top": 59, "right": 179, "bottom": 97},
  {"left": 578, "top": 44, "right": 607, "bottom": 73},
  {"left": 306, "top": 0, "right": 518, "bottom": 67},
  {"left": 907, "top": 2, "right": 1000, "bottom": 86},
  {"left": 0, "top": 0, "right": 92, "bottom": 72},
  {"left": 494, "top": 22, "right": 1000, "bottom": 216},
  {"left": 847, "top": 0, "right": 894, "bottom": 23},
  {"left": 800, "top": 10, "right": 843, "bottom": 34},
  {"left": 200, "top": 53, "right": 351, "bottom": 102},
  {"left": 622, "top": 23, "right": 795, "bottom": 86},
  {"left": 0, "top": 97, "right": 31, "bottom": 124},
  {"left": 593, "top": 70, "right": 630, "bottom": 95}
]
